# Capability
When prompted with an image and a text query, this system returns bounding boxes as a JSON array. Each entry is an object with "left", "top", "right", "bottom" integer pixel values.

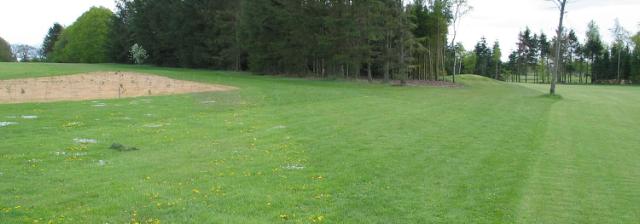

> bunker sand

[{"left": 0, "top": 72, "right": 237, "bottom": 104}]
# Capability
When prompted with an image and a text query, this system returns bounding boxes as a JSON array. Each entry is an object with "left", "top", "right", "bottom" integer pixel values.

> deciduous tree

[
  {"left": 549, "top": 0, "right": 568, "bottom": 95},
  {"left": 0, "top": 36, "right": 14, "bottom": 62},
  {"left": 492, "top": 41, "right": 502, "bottom": 79},
  {"left": 584, "top": 20, "right": 604, "bottom": 83},
  {"left": 450, "top": 0, "right": 472, "bottom": 81},
  {"left": 11, "top": 44, "right": 39, "bottom": 62},
  {"left": 51, "top": 7, "right": 115, "bottom": 63},
  {"left": 610, "top": 18, "right": 630, "bottom": 83}
]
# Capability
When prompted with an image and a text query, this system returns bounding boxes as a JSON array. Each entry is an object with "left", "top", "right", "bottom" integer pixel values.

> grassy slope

[
  {"left": 514, "top": 83, "right": 640, "bottom": 223},
  {"left": 0, "top": 62, "right": 638, "bottom": 223}
]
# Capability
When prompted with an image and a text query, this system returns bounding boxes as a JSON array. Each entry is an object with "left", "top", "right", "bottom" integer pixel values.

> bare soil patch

[{"left": 0, "top": 72, "right": 237, "bottom": 104}]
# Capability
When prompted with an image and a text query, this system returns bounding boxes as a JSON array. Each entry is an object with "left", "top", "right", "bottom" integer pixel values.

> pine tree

[
  {"left": 474, "top": 37, "right": 491, "bottom": 77},
  {"left": 106, "top": 0, "right": 459, "bottom": 83},
  {"left": 538, "top": 32, "right": 551, "bottom": 83},
  {"left": 41, "top": 23, "right": 64, "bottom": 61},
  {"left": 565, "top": 30, "right": 580, "bottom": 83},
  {"left": 584, "top": 20, "right": 604, "bottom": 83}
]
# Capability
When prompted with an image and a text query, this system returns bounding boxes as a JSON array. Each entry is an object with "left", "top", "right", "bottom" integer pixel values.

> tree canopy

[
  {"left": 33, "top": 1, "right": 640, "bottom": 84},
  {"left": 494, "top": 19, "right": 640, "bottom": 84},
  {"left": 104, "top": 0, "right": 452, "bottom": 81},
  {"left": 51, "top": 7, "right": 114, "bottom": 63},
  {"left": 0, "top": 36, "right": 14, "bottom": 62}
]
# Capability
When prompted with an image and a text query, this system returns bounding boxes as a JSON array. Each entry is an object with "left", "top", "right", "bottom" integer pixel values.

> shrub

[{"left": 129, "top": 43, "right": 149, "bottom": 64}]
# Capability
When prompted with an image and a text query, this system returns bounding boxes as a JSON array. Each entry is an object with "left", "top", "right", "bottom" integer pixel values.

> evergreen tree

[
  {"left": 527, "top": 33, "right": 539, "bottom": 83},
  {"left": 538, "top": 32, "right": 551, "bottom": 83},
  {"left": 506, "top": 50, "right": 518, "bottom": 81},
  {"left": 358, "top": 0, "right": 385, "bottom": 81},
  {"left": 515, "top": 29, "right": 531, "bottom": 82},
  {"left": 41, "top": 23, "right": 64, "bottom": 61},
  {"left": 594, "top": 49, "right": 610, "bottom": 81},
  {"left": 409, "top": 0, "right": 451, "bottom": 81},
  {"left": 584, "top": 20, "right": 604, "bottom": 82},
  {"left": 473, "top": 37, "right": 491, "bottom": 76},
  {"left": 110, "top": 0, "right": 133, "bottom": 63},
  {"left": 104, "top": 0, "right": 458, "bottom": 82},
  {"left": 564, "top": 29, "right": 580, "bottom": 83},
  {"left": 631, "top": 32, "right": 640, "bottom": 81}
]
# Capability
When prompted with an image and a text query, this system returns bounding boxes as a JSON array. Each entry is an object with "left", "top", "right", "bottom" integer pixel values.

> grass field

[{"left": 1, "top": 63, "right": 639, "bottom": 223}]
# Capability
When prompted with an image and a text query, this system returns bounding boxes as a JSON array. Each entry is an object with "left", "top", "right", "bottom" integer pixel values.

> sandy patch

[{"left": 0, "top": 72, "right": 236, "bottom": 104}]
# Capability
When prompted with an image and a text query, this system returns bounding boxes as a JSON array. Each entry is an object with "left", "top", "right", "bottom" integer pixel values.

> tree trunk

[
  {"left": 384, "top": 61, "right": 390, "bottom": 83},
  {"left": 458, "top": 58, "right": 463, "bottom": 77},
  {"left": 551, "top": 0, "right": 566, "bottom": 95},
  {"left": 453, "top": 54, "right": 457, "bottom": 83},
  {"left": 617, "top": 48, "right": 622, "bottom": 84},
  {"left": 384, "top": 31, "right": 391, "bottom": 83},
  {"left": 367, "top": 61, "right": 372, "bottom": 82},
  {"left": 591, "top": 55, "right": 596, "bottom": 84},
  {"left": 495, "top": 62, "right": 499, "bottom": 80},
  {"left": 400, "top": 47, "right": 406, "bottom": 85}
]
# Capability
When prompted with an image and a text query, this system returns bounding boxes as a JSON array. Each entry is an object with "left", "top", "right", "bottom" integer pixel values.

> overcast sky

[
  {"left": 454, "top": 0, "right": 640, "bottom": 59},
  {"left": 0, "top": 0, "right": 116, "bottom": 46},
  {"left": 1, "top": 0, "right": 639, "bottom": 60}
]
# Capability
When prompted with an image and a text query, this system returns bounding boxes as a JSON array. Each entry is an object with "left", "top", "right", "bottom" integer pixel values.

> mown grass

[{"left": 0, "top": 63, "right": 639, "bottom": 223}]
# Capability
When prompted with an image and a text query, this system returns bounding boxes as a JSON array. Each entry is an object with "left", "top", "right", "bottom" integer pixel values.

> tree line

[
  {"left": 6, "top": 0, "right": 640, "bottom": 84},
  {"left": 462, "top": 19, "right": 640, "bottom": 84},
  {"left": 32, "top": 0, "right": 470, "bottom": 82}
]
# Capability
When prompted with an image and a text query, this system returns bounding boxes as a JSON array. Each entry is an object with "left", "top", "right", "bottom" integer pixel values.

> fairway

[{"left": 1, "top": 63, "right": 639, "bottom": 223}]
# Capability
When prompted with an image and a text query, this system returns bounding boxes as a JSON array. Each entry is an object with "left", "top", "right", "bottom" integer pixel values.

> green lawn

[{"left": 1, "top": 63, "right": 639, "bottom": 223}]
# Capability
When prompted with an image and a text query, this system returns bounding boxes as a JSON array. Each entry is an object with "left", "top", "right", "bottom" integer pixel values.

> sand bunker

[{"left": 0, "top": 72, "right": 236, "bottom": 104}]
